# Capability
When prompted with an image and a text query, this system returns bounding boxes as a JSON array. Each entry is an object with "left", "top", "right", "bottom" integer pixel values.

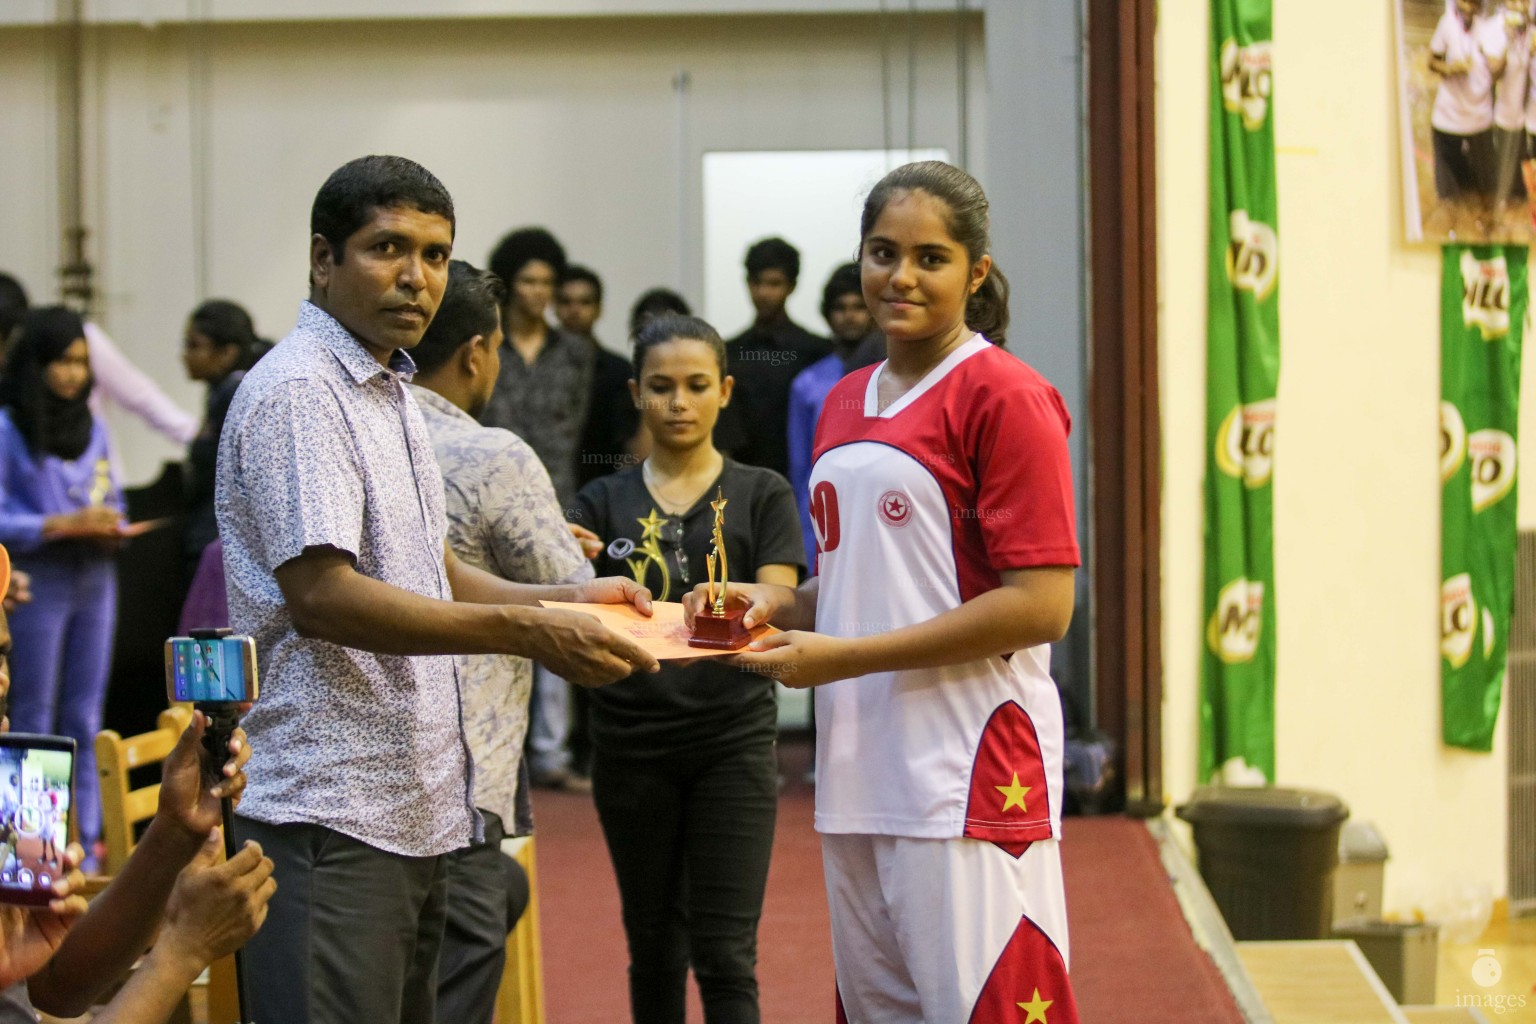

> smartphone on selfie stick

[{"left": 165, "top": 628, "right": 259, "bottom": 1024}]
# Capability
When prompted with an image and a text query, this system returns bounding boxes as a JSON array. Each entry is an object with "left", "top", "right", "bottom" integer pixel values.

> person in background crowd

[
  {"left": 786, "top": 262, "right": 881, "bottom": 567},
  {"left": 629, "top": 288, "right": 692, "bottom": 338},
  {"left": 574, "top": 313, "right": 803, "bottom": 1024},
  {"left": 1429, "top": 0, "right": 1501, "bottom": 204},
  {"left": 0, "top": 277, "right": 26, "bottom": 361},
  {"left": 180, "top": 299, "right": 261, "bottom": 572},
  {"left": 409, "top": 260, "right": 593, "bottom": 1023},
  {"left": 1488, "top": 0, "right": 1531, "bottom": 208},
  {"left": 0, "top": 272, "right": 198, "bottom": 466},
  {"left": 717, "top": 237, "right": 830, "bottom": 477},
  {"left": 0, "top": 307, "right": 127, "bottom": 859},
  {"left": 217, "top": 156, "right": 657, "bottom": 1024},
  {"left": 690, "top": 161, "right": 1082, "bottom": 1023},
  {"left": 559, "top": 265, "right": 644, "bottom": 489},
  {"left": 482, "top": 228, "right": 593, "bottom": 508},
  {"left": 0, "top": 274, "right": 196, "bottom": 449},
  {"left": 483, "top": 228, "right": 597, "bottom": 791}
]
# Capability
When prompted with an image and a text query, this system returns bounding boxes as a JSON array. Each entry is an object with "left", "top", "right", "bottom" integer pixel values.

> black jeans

[
  {"left": 436, "top": 811, "right": 533, "bottom": 1024},
  {"left": 592, "top": 740, "right": 778, "bottom": 1024},
  {"left": 233, "top": 816, "right": 449, "bottom": 1024}
]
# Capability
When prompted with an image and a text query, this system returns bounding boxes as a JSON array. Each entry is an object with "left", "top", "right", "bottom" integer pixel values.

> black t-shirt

[
  {"left": 715, "top": 318, "right": 832, "bottom": 476},
  {"left": 572, "top": 459, "right": 805, "bottom": 758},
  {"left": 577, "top": 341, "right": 638, "bottom": 489},
  {"left": 185, "top": 369, "right": 245, "bottom": 557}
]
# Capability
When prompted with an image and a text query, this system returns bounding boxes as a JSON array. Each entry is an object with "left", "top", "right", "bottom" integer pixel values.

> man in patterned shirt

[
  {"left": 409, "top": 260, "right": 594, "bottom": 1023},
  {"left": 216, "top": 156, "right": 660, "bottom": 1024}
]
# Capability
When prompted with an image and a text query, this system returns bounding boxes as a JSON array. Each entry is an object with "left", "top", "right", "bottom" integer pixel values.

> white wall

[
  {"left": 1, "top": 1, "right": 974, "bottom": 26},
  {"left": 0, "top": 12, "right": 984, "bottom": 485},
  {"left": 700, "top": 148, "right": 948, "bottom": 334},
  {"left": 1159, "top": 0, "right": 1512, "bottom": 912}
]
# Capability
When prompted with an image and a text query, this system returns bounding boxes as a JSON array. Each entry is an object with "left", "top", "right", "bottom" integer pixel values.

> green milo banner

[
  {"left": 1200, "top": 0, "right": 1278, "bottom": 785},
  {"left": 1441, "top": 247, "right": 1524, "bottom": 753}
]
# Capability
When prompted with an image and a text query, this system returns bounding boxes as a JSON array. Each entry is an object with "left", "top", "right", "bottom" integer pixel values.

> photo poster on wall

[{"left": 1397, "top": 0, "right": 1536, "bottom": 243}]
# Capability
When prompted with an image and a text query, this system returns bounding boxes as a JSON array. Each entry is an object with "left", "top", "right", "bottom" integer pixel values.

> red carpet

[
  {"left": 1058, "top": 816, "right": 1246, "bottom": 1023},
  {"left": 533, "top": 741, "right": 1244, "bottom": 1023}
]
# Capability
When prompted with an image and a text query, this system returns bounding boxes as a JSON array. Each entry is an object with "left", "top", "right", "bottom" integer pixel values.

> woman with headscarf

[{"left": 0, "top": 306, "right": 125, "bottom": 857}]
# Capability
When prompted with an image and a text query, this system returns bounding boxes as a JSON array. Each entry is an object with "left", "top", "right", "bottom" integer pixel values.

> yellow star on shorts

[
  {"left": 1017, "top": 987, "right": 1053, "bottom": 1022},
  {"left": 995, "top": 771, "right": 1032, "bottom": 813}
]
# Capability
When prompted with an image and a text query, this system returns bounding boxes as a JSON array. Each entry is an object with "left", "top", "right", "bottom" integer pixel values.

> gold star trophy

[{"left": 688, "top": 487, "right": 752, "bottom": 650}]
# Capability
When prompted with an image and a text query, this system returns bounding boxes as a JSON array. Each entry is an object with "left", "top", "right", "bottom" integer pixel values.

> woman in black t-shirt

[
  {"left": 180, "top": 299, "right": 259, "bottom": 569},
  {"left": 572, "top": 314, "right": 803, "bottom": 1024}
]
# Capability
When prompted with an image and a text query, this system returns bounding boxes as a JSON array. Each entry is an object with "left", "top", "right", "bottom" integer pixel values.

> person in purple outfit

[
  {"left": 0, "top": 306, "right": 128, "bottom": 855},
  {"left": 785, "top": 263, "right": 882, "bottom": 568}
]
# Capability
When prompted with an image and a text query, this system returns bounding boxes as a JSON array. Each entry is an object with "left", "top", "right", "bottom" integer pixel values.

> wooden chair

[
  {"left": 96, "top": 705, "right": 238, "bottom": 1024},
  {"left": 495, "top": 835, "right": 546, "bottom": 1024}
]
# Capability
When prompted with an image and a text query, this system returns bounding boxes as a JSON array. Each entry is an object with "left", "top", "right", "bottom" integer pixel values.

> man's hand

[
  {"left": 152, "top": 832, "right": 275, "bottom": 976},
  {"left": 572, "top": 576, "right": 654, "bottom": 616},
  {"left": 0, "top": 842, "right": 88, "bottom": 988},
  {"left": 682, "top": 581, "right": 797, "bottom": 632},
  {"left": 527, "top": 606, "right": 660, "bottom": 687},
  {"left": 158, "top": 712, "right": 251, "bottom": 848}
]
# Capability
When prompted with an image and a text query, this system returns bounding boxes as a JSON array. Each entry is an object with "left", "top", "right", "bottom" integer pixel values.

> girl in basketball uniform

[
  {"left": 573, "top": 314, "right": 804, "bottom": 1024},
  {"left": 687, "top": 161, "right": 1082, "bottom": 1023}
]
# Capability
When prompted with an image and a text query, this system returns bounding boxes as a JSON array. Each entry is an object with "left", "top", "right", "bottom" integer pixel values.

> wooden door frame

[{"left": 1087, "top": 0, "right": 1163, "bottom": 815}]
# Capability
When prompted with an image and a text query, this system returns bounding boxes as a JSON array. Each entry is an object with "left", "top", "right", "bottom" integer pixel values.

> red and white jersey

[{"left": 809, "top": 336, "right": 1079, "bottom": 845}]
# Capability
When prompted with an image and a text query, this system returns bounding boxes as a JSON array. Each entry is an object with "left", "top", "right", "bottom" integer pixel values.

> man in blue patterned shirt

[
  {"left": 409, "top": 260, "right": 595, "bottom": 1023},
  {"left": 216, "top": 156, "right": 660, "bottom": 1024}
]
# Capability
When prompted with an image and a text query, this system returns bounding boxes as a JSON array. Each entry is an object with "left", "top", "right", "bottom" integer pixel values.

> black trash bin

[{"left": 1176, "top": 786, "right": 1349, "bottom": 940}]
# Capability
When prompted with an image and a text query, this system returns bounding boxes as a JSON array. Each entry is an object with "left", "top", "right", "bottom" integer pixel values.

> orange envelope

[{"left": 537, "top": 600, "right": 779, "bottom": 660}]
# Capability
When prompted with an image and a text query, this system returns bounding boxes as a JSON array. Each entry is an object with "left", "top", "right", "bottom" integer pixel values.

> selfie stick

[{"left": 188, "top": 628, "right": 254, "bottom": 1024}]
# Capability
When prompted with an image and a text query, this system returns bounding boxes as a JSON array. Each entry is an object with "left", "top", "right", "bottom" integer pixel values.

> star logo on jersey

[
  {"left": 877, "top": 489, "right": 912, "bottom": 528},
  {"left": 995, "top": 772, "right": 1031, "bottom": 813},
  {"left": 1017, "top": 989, "right": 1054, "bottom": 1022}
]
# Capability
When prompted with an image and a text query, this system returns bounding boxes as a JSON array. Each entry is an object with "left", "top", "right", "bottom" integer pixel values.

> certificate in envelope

[{"left": 538, "top": 600, "right": 779, "bottom": 660}]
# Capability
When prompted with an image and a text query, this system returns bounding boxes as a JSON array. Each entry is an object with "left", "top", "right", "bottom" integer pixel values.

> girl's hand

[
  {"left": 567, "top": 524, "right": 605, "bottom": 561},
  {"left": 728, "top": 630, "right": 858, "bottom": 689},
  {"left": 42, "top": 508, "right": 123, "bottom": 543},
  {"left": 681, "top": 582, "right": 796, "bottom": 631}
]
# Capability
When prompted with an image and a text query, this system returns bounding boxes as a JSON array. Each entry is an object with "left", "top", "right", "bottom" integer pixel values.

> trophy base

[{"left": 688, "top": 606, "right": 753, "bottom": 650}]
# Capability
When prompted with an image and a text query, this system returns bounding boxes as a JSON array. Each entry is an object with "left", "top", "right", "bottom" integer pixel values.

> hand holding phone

[
  {"left": 0, "top": 735, "right": 78, "bottom": 908},
  {"left": 0, "top": 841, "right": 87, "bottom": 989},
  {"left": 158, "top": 713, "right": 250, "bottom": 845}
]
